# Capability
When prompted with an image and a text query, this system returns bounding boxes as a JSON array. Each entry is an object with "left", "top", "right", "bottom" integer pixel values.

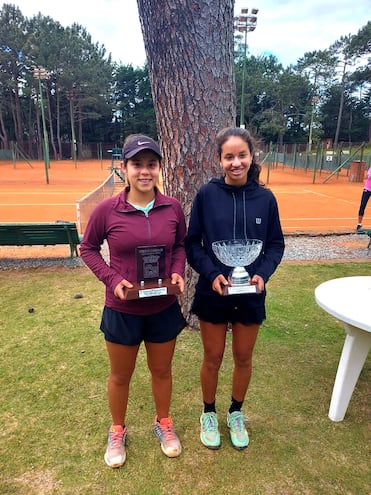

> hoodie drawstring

[
  {"left": 232, "top": 193, "right": 237, "bottom": 240},
  {"left": 232, "top": 191, "right": 248, "bottom": 240}
]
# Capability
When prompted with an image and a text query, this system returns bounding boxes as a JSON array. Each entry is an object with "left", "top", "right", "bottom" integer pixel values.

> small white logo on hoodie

[{"left": 256, "top": 218, "right": 262, "bottom": 225}]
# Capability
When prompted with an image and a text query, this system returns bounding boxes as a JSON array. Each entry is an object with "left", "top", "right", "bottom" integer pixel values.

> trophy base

[
  {"left": 123, "top": 279, "right": 180, "bottom": 300},
  {"left": 223, "top": 283, "right": 261, "bottom": 296}
]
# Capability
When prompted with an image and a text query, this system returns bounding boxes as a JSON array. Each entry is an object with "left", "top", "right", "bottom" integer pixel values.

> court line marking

[
  {"left": 302, "top": 189, "right": 358, "bottom": 203},
  {"left": 282, "top": 217, "right": 355, "bottom": 221},
  {"left": 274, "top": 189, "right": 358, "bottom": 204},
  {"left": 0, "top": 192, "right": 89, "bottom": 195},
  {"left": 0, "top": 203, "right": 75, "bottom": 206}
]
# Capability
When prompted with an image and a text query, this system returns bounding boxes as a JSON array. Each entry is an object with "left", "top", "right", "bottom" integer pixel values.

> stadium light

[
  {"left": 234, "top": 8, "right": 259, "bottom": 128},
  {"left": 308, "top": 95, "right": 319, "bottom": 152},
  {"left": 33, "top": 66, "right": 50, "bottom": 184}
]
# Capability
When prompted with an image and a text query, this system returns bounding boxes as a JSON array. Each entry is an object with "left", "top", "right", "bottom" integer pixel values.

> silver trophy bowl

[{"left": 212, "top": 239, "right": 263, "bottom": 289}]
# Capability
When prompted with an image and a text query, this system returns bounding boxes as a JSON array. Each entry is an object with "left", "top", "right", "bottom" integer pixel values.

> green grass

[{"left": 0, "top": 263, "right": 370, "bottom": 495}]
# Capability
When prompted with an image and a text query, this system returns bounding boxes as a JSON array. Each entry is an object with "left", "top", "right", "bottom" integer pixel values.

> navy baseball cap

[{"left": 123, "top": 136, "right": 162, "bottom": 160}]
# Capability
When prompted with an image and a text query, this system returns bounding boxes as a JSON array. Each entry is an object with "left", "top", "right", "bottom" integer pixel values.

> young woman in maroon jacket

[{"left": 81, "top": 135, "right": 186, "bottom": 468}]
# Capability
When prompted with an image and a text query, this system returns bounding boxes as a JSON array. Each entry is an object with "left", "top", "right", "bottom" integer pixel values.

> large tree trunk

[{"left": 137, "top": 0, "right": 236, "bottom": 326}]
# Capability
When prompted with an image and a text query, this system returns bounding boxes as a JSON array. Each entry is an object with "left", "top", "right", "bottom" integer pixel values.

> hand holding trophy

[
  {"left": 123, "top": 245, "right": 181, "bottom": 300},
  {"left": 212, "top": 239, "right": 263, "bottom": 295}
]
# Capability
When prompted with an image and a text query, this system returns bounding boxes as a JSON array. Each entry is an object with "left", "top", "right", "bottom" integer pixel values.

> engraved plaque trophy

[
  {"left": 123, "top": 245, "right": 180, "bottom": 300},
  {"left": 212, "top": 239, "right": 263, "bottom": 295}
]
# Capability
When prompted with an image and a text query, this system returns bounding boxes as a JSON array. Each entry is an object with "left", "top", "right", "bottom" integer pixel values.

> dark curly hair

[{"left": 216, "top": 127, "right": 261, "bottom": 184}]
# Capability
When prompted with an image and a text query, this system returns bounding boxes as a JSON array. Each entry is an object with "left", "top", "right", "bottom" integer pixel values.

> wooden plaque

[{"left": 123, "top": 278, "right": 181, "bottom": 300}]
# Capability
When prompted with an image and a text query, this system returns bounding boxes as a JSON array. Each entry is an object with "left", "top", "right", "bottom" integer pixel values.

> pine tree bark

[{"left": 137, "top": 0, "right": 236, "bottom": 326}]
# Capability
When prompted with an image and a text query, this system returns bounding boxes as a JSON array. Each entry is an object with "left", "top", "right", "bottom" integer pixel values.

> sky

[{"left": 3, "top": 0, "right": 370, "bottom": 68}]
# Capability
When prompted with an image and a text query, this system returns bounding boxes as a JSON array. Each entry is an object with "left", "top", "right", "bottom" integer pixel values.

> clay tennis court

[{"left": 0, "top": 158, "right": 369, "bottom": 234}]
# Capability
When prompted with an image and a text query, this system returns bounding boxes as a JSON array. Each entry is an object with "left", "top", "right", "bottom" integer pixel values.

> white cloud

[
  {"left": 240, "top": 0, "right": 369, "bottom": 66},
  {"left": 3, "top": 0, "right": 369, "bottom": 68}
]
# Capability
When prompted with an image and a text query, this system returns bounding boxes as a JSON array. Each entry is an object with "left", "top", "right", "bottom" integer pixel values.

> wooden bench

[{"left": 0, "top": 222, "right": 82, "bottom": 262}]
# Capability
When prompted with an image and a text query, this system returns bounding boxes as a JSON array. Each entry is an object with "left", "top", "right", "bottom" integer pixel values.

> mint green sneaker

[
  {"left": 200, "top": 412, "right": 221, "bottom": 449},
  {"left": 227, "top": 411, "right": 249, "bottom": 450}
]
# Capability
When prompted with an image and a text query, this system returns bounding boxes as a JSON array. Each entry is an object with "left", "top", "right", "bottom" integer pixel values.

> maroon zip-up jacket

[{"left": 80, "top": 187, "right": 186, "bottom": 315}]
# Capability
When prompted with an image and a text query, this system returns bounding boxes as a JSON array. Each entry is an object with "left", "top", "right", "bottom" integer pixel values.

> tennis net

[{"left": 76, "top": 171, "right": 115, "bottom": 235}]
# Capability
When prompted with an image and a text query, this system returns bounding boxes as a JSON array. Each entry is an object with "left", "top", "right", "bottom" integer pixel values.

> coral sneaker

[
  {"left": 227, "top": 411, "right": 249, "bottom": 450},
  {"left": 200, "top": 412, "right": 221, "bottom": 449},
  {"left": 104, "top": 424, "right": 127, "bottom": 468},
  {"left": 153, "top": 416, "right": 182, "bottom": 458}
]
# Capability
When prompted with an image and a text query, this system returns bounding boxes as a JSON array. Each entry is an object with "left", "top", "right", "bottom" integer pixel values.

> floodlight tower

[
  {"left": 33, "top": 66, "right": 50, "bottom": 184},
  {"left": 234, "top": 8, "right": 258, "bottom": 128},
  {"left": 66, "top": 90, "right": 77, "bottom": 166}
]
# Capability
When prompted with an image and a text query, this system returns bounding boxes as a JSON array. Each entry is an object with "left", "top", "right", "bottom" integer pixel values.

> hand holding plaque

[
  {"left": 212, "top": 239, "right": 263, "bottom": 295},
  {"left": 123, "top": 245, "right": 181, "bottom": 300}
]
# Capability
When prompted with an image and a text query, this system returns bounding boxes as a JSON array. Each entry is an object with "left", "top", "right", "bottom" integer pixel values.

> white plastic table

[{"left": 315, "top": 276, "right": 371, "bottom": 421}]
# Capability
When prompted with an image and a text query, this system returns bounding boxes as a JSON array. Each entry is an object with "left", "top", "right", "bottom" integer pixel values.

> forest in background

[{"left": 0, "top": 3, "right": 370, "bottom": 160}]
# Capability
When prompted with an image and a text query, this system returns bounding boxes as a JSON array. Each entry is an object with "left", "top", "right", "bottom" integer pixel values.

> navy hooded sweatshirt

[{"left": 185, "top": 177, "right": 284, "bottom": 297}]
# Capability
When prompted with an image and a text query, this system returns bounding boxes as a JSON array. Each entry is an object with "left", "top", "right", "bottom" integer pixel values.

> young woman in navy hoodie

[
  {"left": 185, "top": 127, "right": 284, "bottom": 450},
  {"left": 81, "top": 135, "right": 186, "bottom": 467}
]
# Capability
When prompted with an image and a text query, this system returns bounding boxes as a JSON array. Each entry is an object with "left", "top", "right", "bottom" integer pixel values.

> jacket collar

[{"left": 115, "top": 186, "right": 171, "bottom": 212}]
